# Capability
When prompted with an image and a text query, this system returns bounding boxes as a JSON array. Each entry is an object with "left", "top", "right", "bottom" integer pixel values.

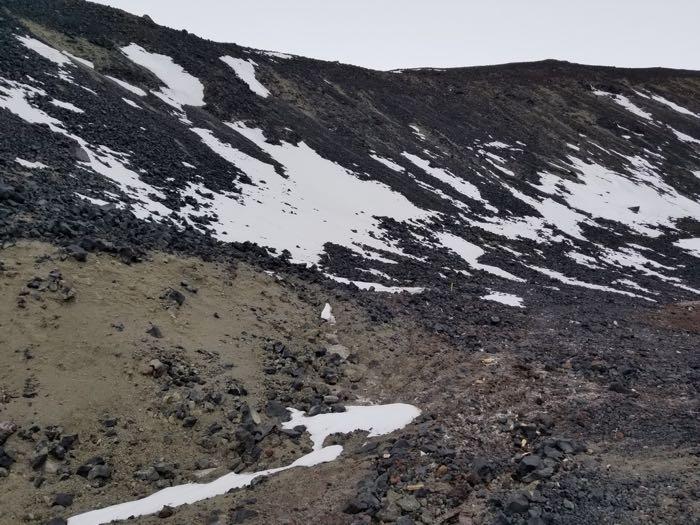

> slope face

[
  {"left": 0, "top": 2, "right": 699, "bottom": 525},
  {"left": 1, "top": 0, "right": 699, "bottom": 307}
]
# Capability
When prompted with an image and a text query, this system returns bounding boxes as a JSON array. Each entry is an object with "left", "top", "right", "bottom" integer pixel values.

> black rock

[
  {"left": 65, "top": 244, "right": 88, "bottom": 262},
  {"left": 518, "top": 455, "right": 544, "bottom": 476},
  {"left": 343, "top": 491, "right": 380, "bottom": 514},
  {"left": 265, "top": 400, "right": 290, "bottom": 421},
  {"left": 87, "top": 464, "right": 112, "bottom": 480},
  {"left": 147, "top": 324, "right": 164, "bottom": 338},
  {"left": 163, "top": 288, "right": 186, "bottom": 306},
  {"left": 0, "top": 447, "right": 15, "bottom": 468},
  {"left": 77, "top": 456, "right": 106, "bottom": 477},
  {"left": 158, "top": 505, "right": 175, "bottom": 518},
  {"left": 52, "top": 493, "right": 74, "bottom": 507},
  {"left": 608, "top": 382, "right": 631, "bottom": 394}
]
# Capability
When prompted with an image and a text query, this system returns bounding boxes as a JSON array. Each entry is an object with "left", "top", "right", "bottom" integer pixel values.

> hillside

[{"left": 0, "top": 1, "right": 699, "bottom": 524}]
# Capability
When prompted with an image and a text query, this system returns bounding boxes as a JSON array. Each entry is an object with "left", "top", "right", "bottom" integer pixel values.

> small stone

[
  {"left": 505, "top": 492, "right": 530, "bottom": 514},
  {"left": 148, "top": 359, "right": 167, "bottom": 377},
  {"left": 87, "top": 464, "right": 112, "bottom": 480},
  {"left": 135, "top": 466, "right": 160, "bottom": 482},
  {"left": 158, "top": 505, "right": 175, "bottom": 518},
  {"left": 396, "top": 495, "right": 421, "bottom": 512},
  {"left": 163, "top": 288, "right": 186, "bottom": 306},
  {"left": 52, "top": 493, "right": 74, "bottom": 507},
  {"left": 147, "top": 324, "right": 163, "bottom": 338},
  {"left": 563, "top": 499, "right": 575, "bottom": 510},
  {"left": 65, "top": 245, "right": 88, "bottom": 262},
  {"left": 518, "top": 455, "right": 544, "bottom": 476}
]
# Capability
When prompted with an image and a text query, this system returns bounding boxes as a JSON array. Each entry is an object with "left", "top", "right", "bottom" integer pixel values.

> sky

[{"left": 89, "top": 0, "right": 700, "bottom": 71}]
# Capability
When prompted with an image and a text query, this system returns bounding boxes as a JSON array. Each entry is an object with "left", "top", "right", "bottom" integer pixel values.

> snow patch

[
  {"left": 635, "top": 91, "right": 700, "bottom": 119},
  {"left": 674, "top": 238, "right": 700, "bottom": 258},
  {"left": 437, "top": 232, "right": 525, "bottom": 282},
  {"left": 106, "top": 76, "right": 147, "bottom": 97},
  {"left": 16, "top": 35, "right": 71, "bottom": 67},
  {"left": 188, "top": 124, "right": 432, "bottom": 265},
  {"left": 535, "top": 157, "right": 700, "bottom": 238},
  {"left": 121, "top": 97, "right": 141, "bottom": 109},
  {"left": 592, "top": 89, "right": 653, "bottom": 122},
  {"left": 482, "top": 291, "right": 524, "bottom": 307},
  {"left": 15, "top": 157, "right": 48, "bottom": 169},
  {"left": 528, "top": 265, "right": 654, "bottom": 301},
  {"left": 121, "top": 44, "right": 204, "bottom": 109},
  {"left": 220, "top": 56, "right": 271, "bottom": 98},
  {"left": 402, "top": 152, "right": 496, "bottom": 211},
  {"left": 327, "top": 275, "right": 424, "bottom": 294},
  {"left": 370, "top": 153, "right": 405, "bottom": 172},
  {"left": 50, "top": 99, "right": 84, "bottom": 113},
  {"left": 68, "top": 404, "right": 419, "bottom": 525},
  {"left": 75, "top": 193, "right": 110, "bottom": 206}
]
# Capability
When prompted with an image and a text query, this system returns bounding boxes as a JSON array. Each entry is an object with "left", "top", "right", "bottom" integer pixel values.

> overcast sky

[{"left": 89, "top": 0, "right": 700, "bottom": 71}]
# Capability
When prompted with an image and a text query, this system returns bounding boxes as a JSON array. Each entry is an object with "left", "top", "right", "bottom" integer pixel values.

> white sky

[{"left": 89, "top": 0, "right": 700, "bottom": 71}]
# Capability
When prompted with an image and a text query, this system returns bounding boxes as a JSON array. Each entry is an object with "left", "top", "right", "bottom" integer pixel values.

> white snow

[
  {"left": 402, "top": 152, "right": 496, "bottom": 211},
  {"left": 592, "top": 89, "right": 654, "bottom": 122},
  {"left": 189, "top": 124, "right": 432, "bottom": 265},
  {"left": 63, "top": 52, "right": 94, "bottom": 69},
  {"left": 409, "top": 124, "right": 426, "bottom": 140},
  {"left": 370, "top": 153, "right": 405, "bottom": 172},
  {"left": 220, "top": 56, "right": 271, "bottom": 98},
  {"left": 674, "top": 237, "right": 700, "bottom": 258},
  {"left": 528, "top": 265, "right": 654, "bottom": 301},
  {"left": 50, "top": 99, "right": 84, "bottom": 113},
  {"left": 635, "top": 91, "right": 699, "bottom": 118},
  {"left": 567, "top": 252, "right": 602, "bottom": 269},
  {"left": 15, "top": 157, "right": 48, "bottom": 169},
  {"left": 257, "top": 50, "right": 293, "bottom": 60},
  {"left": 320, "top": 302, "right": 335, "bottom": 323},
  {"left": 471, "top": 183, "right": 590, "bottom": 243},
  {"left": 437, "top": 232, "right": 525, "bottom": 282},
  {"left": 670, "top": 128, "right": 700, "bottom": 144},
  {"left": 327, "top": 275, "right": 424, "bottom": 294},
  {"left": 121, "top": 44, "right": 205, "bottom": 109},
  {"left": 284, "top": 404, "right": 421, "bottom": 451},
  {"left": 535, "top": 157, "right": 700, "bottom": 238},
  {"left": 181, "top": 161, "right": 196, "bottom": 169},
  {"left": 106, "top": 75, "right": 147, "bottom": 97},
  {"left": 121, "top": 97, "right": 141, "bottom": 109},
  {"left": 68, "top": 403, "right": 419, "bottom": 525},
  {"left": 481, "top": 290, "right": 524, "bottom": 307},
  {"left": 613, "top": 278, "right": 656, "bottom": 295},
  {"left": 75, "top": 193, "right": 110, "bottom": 206},
  {"left": 483, "top": 141, "right": 514, "bottom": 149},
  {"left": 0, "top": 79, "right": 63, "bottom": 128},
  {"left": 16, "top": 35, "right": 72, "bottom": 67},
  {"left": 0, "top": 77, "right": 169, "bottom": 220}
]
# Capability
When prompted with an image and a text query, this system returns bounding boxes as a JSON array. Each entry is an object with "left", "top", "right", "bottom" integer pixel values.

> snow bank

[
  {"left": 68, "top": 403, "right": 420, "bottom": 525},
  {"left": 121, "top": 43, "right": 204, "bottom": 109},
  {"left": 481, "top": 290, "right": 524, "bottom": 307},
  {"left": 437, "top": 232, "right": 525, "bottom": 282},
  {"left": 188, "top": 124, "right": 432, "bottom": 265},
  {"left": 220, "top": 56, "right": 270, "bottom": 97}
]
